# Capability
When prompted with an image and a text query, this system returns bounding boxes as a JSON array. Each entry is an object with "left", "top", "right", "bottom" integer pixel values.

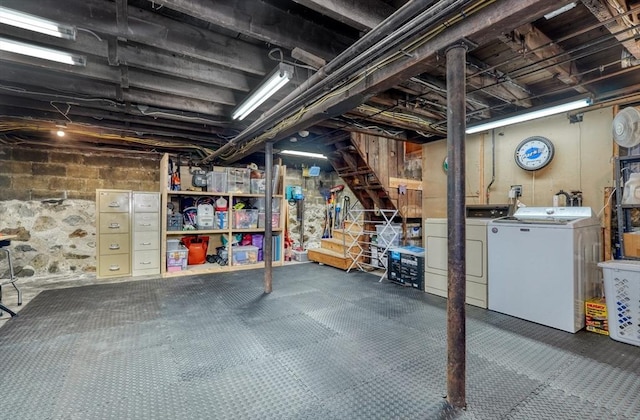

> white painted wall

[{"left": 422, "top": 107, "right": 615, "bottom": 220}]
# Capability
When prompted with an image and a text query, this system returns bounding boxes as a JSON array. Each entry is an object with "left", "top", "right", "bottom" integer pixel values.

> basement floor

[{"left": 0, "top": 264, "right": 638, "bottom": 419}]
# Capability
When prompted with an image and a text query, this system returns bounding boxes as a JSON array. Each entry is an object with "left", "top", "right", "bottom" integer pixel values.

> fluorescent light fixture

[
  {"left": 232, "top": 63, "right": 294, "bottom": 120},
  {"left": 0, "top": 6, "right": 76, "bottom": 39},
  {"left": 280, "top": 150, "right": 327, "bottom": 159},
  {"left": 0, "top": 37, "right": 86, "bottom": 66},
  {"left": 544, "top": 2, "right": 577, "bottom": 20},
  {"left": 466, "top": 97, "right": 591, "bottom": 134}
]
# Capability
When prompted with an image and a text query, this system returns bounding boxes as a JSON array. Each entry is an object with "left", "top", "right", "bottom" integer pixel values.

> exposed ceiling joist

[
  {"left": 152, "top": 0, "right": 354, "bottom": 60},
  {"left": 581, "top": 0, "right": 640, "bottom": 59},
  {"left": 291, "top": 0, "right": 396, "bottom": 32},
  {"left": 2, "top": 0, "right": 273, "bottom": 75}
]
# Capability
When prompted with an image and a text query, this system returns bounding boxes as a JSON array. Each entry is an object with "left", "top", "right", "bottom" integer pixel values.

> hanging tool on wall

[
  {"left": 328, "top": 184, "right": 344, "bottom": 236},
  {"left": 342, "top": 195, "right": 351, "bottom": 227},
  {"left": 399, "top": 184, "right": 407, "bottom": 246}
]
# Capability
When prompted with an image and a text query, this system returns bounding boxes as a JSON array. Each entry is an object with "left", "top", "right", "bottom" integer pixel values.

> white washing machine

[
  {"left": 424, "top": 205, "right": 509, "bottom": 308},
  {"left": 488, "top": 207, "right": 601, "bottom": 333}
]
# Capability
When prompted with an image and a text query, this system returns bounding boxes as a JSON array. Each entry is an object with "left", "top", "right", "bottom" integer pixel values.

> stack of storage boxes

[{"left": 166, "top": 239, "right": 188, "bottom": 272}]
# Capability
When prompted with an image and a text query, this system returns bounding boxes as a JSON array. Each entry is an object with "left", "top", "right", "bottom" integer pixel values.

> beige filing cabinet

[
  {"left": 132, "top": 192, "right": 161, "bottom": 276},
  {"left": 424, "top": 218, "right": 489, "bottom": 308},
  {"left": 96, "top": 189, "right": 131, "bottom": 278}
]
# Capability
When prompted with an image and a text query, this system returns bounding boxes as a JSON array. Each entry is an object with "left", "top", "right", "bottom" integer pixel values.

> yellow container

[{"left": 585, "top": 297, "right": 609, "bottom": 336}]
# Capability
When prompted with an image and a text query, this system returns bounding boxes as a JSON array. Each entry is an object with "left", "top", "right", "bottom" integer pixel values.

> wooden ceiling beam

[
  {"left": 223, "top": 0, "right": 576, "bottom": 163},
  {"left": 499, "top": 23, "right": 590, "bottom": 94},
  {"left": 581, "top": 0, "right": 640, "bottom": 59},
  {"left": 0, "top": 52, "right": 239, "bottom": 105},
  {"left": 0, "top": 64, "right": 229, "bottom": 117},
  {"left": 1, "top": 0, "right": 272, "bottom": 75},
  {"left": 290, "top": 0, "right": 395, "bottom": 31},
  {"left": 153, "top": 0, "right": 354, "bottom": 60},
  {"left": 0, "top": 25, "right": 260, "bottom": 93}
]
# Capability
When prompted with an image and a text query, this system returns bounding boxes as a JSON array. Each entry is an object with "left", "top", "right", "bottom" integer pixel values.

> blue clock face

[{"left": 515, "top": 136, "right": 554, "bottom": 171}]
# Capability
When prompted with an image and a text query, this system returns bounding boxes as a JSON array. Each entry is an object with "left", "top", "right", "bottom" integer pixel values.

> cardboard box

[
  {"left": 623, "top": 232, "right": 640, "bottom": 257},
  {"left": 585, "top": 297, "right": 609, "bottom": 335}
]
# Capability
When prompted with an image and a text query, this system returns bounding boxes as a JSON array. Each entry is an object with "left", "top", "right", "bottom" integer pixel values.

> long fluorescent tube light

[
  {"left": 544, "top": 2, "right": 577, "bottom": 20},
  {"left": 0, "top": 37, "right": 86, "bottom": 66},
  {"left": 232, "top": 63, "right": 294, "bottom": 121},
  {"left": 280, "top": 150, "right": 327, "bottom": 159},
  {"left": 466, "top": 97, "right": 591, "bottom": 134},
  {"left": 0, "top": 6, "right": 76, "bottom": 40}
]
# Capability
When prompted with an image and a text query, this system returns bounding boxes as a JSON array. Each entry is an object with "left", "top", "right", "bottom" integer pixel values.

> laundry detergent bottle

[{"left": 622, "top": 172, "right": 640, "bottom": 205}]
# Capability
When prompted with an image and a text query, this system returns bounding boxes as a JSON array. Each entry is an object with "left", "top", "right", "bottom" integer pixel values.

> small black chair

[{"left": 0, "top": 239, "right": 21, "bottom": 317}]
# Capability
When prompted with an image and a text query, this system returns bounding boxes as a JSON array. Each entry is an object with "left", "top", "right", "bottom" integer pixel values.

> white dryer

[
  {"left": 488, "top": 207, "right": 601, "bottom": 333},
  {"left": 424, "top": 205, "right": 509, "bottom": 308}
]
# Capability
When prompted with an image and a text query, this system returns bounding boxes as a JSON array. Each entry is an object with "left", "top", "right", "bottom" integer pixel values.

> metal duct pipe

[{"left": 202, "top": 0, "right": 473, "bottom": 163}]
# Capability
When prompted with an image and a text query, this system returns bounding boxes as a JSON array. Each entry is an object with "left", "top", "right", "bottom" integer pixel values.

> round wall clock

[{"left": 514, "top": 136, "right": 554, "bottom": 171}]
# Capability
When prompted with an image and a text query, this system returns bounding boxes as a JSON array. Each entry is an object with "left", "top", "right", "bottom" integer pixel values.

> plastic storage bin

[
  {"left": 214, "top": 211, "right": 228, "bottom": 229},
  {"left": 167, "top": 213, "right": 182, "bottom": 231},
  {"left": 599, "top": 260, "right": 640, "bottom": 346},
  {"left": 206, "top": 171, "right": 227, "bottom": 193},
  {"left": 232, "top": 245, "right": 259, "bottom": 265},
  {"left": 376, "top": 224, "right": 401, "bottom": 247},
  {"left": 167, "top": 245, "right": 188, "bottom": 272},
  {"left": 167, "top": 239, "right": 181, "bottom": 250},
  {"left": 233, "top": 209, "right": 259, "bottom": 229},
  {"left": 257, "top": 212, "right": 280, "bottom": 229},
  {"left": 227, "top": 168, "right": 251, "bottom": 193}
]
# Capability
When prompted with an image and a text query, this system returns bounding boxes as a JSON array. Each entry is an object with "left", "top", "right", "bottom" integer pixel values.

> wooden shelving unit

[{"left": 159, "top": 154, "right": 286, "bottom": 277}]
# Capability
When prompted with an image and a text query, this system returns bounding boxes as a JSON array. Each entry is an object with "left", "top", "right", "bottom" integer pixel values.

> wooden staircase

[
  {"left": 323, "top": 133, "right": 397, "bottom": 214},
  {"left": 307, "top": 223, "right": 365, "bottom": 270}
]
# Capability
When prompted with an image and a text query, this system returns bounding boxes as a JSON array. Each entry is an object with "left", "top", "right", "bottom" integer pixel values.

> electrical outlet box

[{"left": 510, "top": 185, "right": 522, "bottom": 197}]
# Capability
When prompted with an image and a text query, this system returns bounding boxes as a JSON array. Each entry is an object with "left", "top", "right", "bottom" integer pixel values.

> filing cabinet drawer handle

[
  {"left": 141, "top": 242, "right": 152, "bottom": 246},
  {"left": 108, "top": 265, "right": 121, "bottom": 271},
  {"left": 108, "top": 223, "right": 120, "bottom": 229},
  {"left": 140, "top": 223, "right": 152, "bottom": 227},
  {"left": 108, "top": 202, "right": 121, "bottom": 208},
  {"left": 140, "top": 261, "right": 151, "bottom": 265},
  {"left": 109, "top": 244, "right": 121, "bottom": 250}
]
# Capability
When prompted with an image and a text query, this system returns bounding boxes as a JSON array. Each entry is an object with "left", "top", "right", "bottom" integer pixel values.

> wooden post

[{"left": 446, "top": 42, "right": 467, "bottom": 409}]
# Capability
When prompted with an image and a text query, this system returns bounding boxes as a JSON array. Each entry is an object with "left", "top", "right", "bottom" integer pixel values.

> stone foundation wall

[{"left": 0, "top": 199, "right": 96, "bottom": 279}]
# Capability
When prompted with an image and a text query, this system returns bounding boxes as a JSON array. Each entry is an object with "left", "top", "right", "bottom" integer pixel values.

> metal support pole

[
  {"left": 264, "top": 141, "right": 274, "bottom": 293},
  {"left": 446, "top": 42, "right": 467, "bottom": 409}
]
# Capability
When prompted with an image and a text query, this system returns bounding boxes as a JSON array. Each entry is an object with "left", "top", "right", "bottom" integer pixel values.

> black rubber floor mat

[{"left": 1, "top": 264, "right": 639, "bottom": 419}]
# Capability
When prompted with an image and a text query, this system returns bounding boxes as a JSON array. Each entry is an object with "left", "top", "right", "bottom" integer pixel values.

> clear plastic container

[{"left": 622, "top": 172, "right": 640, "bottom": 204}]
